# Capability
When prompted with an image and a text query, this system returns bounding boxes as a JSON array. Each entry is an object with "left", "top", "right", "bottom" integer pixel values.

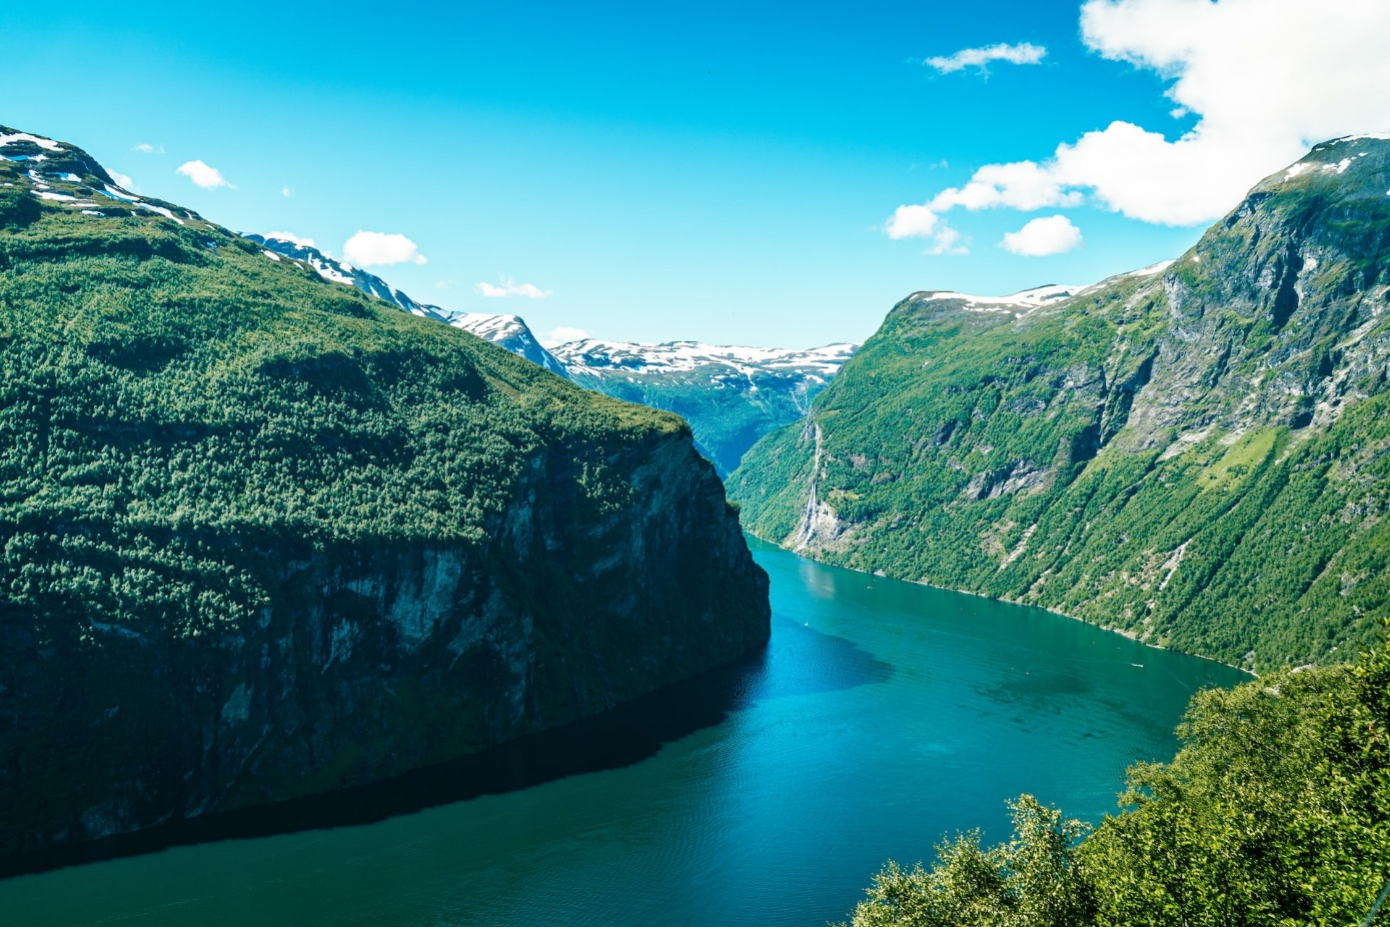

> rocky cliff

[
  {"left": 0, "top": 126, "right": 769, "bottom": 859},
  {"left": 731, "top": 135, "right": 1390, "bottom": 671}
]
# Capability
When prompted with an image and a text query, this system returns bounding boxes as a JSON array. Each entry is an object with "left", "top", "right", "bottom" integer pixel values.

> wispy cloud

[
  {"left": 543, "top": 326, "right": 590, "bottom": 347},
  {"left": 106, "top": 169, "right": 136, "bottom": 191},
  {"left": 176, "top": 160, "right": 232, "bottom": 189},
  {"left": 884, "top": 204, "right": 970, "bottom": 255},
  {"left": 925, "top": 42, "right": 1046, "bottom": 74},
  {"left": 1000, "top": 215, "right": 1083, "bottom": 256},
  {"left": 343, "top": 231, "right": 427, "bottom": 267},
  {"left": 281, "top": 186, "right": 293, "bottom": 198},
  {"left": 264, "top": 230, "right": 316, "bottom": 249},
  {"left": 132, "top": 143, "right": 164, "bottom": 155},
  {"left": 477, "top": 279, "right": 553, "bottom": 299}
]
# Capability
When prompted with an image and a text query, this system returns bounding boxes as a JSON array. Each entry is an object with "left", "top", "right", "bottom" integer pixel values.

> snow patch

[
  {"left": 101, "top": 185, "right": 139, "bottom": 203},
  {"left": 309, "top": 256, "right": 355, "bottom": 286},
  {"left": 1127, "top": 259, "right": 1175, "bottom": 278},
  {"left": 0, "top": 131, "right": 63, "bottom": 152},
  {"left": 1284, "top": 162, "right": 1315, "bottom": 180},
  {"left": 34, "top": 191, "right": 77, "bottom": 201},
  {"left": 261, "top": 250, "right": 282, "bottom": 262},
  {"left": 916, "top": 283, "right": 1083, "bottom": 313},
  {"left": 553, "top": 338, "right": 856, "bottom": 380},
  {"left": 137, "top": 201, "right": 184, "bottom": 224}
]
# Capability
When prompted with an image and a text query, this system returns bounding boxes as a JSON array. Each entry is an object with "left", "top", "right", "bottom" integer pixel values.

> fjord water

[{"left": 2, "top": 539, "right": 1245, "bottom": 926}]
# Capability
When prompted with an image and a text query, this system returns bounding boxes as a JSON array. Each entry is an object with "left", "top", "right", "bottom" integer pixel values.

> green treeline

[
  {"left": 0, "top": 153, "right": 683, "bottom": 650},
  {"left": 841, "top": 633, "right": 1390, "bottom": 927}
]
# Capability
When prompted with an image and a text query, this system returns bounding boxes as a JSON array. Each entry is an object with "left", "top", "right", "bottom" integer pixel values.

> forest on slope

[
  {"left": 732, "top": 135, "right": 1390, "bottom": 672},
  {"left": 0, "top": 127, "right": 769, "bottom": 857}
]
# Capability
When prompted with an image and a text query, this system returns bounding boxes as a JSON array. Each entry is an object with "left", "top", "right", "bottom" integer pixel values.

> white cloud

[
  {"left": 884, "top": 204, "right": 970, "bottom": 255},
  {"left": 107, "top": 169, "right": 135, "bottom": 191},
  {"left": 925, "top": 42, "right": 1047, "bottom": 74},
  {"left": 891, "top": 0, "right": 1390, "bottom": 230},
  {"left": 1000, "top": 215, "right": 1084, "bottom": 256},
  {"left": 476, "top": 279, "right": 553, "bottom": 299},
  {"left": 264, "top": 230, "right": 315, "bottom": 249},
  {"left": 543, "top": 326, "right": 591, "bottom": 347},
  {"left": 176, "top": 160, "right": 232, "bottom": 190},
  {"left": 343, "top": 231, "right": 427, "bottom": 267},
  {"left": 434, "top": 279, "right": 458, "bottom": 290},
  {"left": 281, "top": 186, "right": 293, "bottom": 198},
  {"left": 132, "top": 143, "right": 164, "bottom": 155},
  {"left": 930, "top": 160, "right": 1082, "bottom": 213},
  {"left": 885, "top": 203, "right": 942, "bottom": 239}
]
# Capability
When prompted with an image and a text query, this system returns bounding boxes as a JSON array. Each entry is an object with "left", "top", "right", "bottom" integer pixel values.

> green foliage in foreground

[{"left": 841, "top": 636, "right": 1390, "bottom": 927}]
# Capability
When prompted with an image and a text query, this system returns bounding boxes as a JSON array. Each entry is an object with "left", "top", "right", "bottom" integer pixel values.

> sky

[{"left": 5, "top": 0, "right": 1390, "bottom": 348}]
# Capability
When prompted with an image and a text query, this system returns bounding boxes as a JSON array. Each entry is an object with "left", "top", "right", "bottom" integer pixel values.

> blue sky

[{"left": 5, "top": 0, "right": 1388, "bottom": 346}]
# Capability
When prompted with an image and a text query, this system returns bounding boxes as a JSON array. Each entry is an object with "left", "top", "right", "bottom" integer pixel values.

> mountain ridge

[
  {"left": 731, "top": 134, "right": 1390, "bottom": 672},
  {"left": 249, "top": 232, "right": 858, "bottom": 475}
]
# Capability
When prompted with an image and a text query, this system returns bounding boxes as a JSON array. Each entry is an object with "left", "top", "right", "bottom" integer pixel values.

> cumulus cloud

[
  {"left": 925, "top": 42, "right": 1047, "bottom": 74},
  {"left": 107, "top": 169, "right": 136, "bottom": 191},
  {"left": 176, "top": 160, "right": 232, "bottom": 190},
  {"left": 889, "top": 0, "right": 1390, "bottom": 233},
  {"left": 543, "top": 326, "right": 591, "bottom": 347},
  {"left": 884, "top": 204, "right": 970, "bottom": 255},
  {"left": 132, "top": 143, "right": 164, "bottom": 155},
  {"left": 1000, "top": 215, "right": 1084, "bottom": 256},
  {"left": 264, "top": 230, "right": 315, "bottom": 248},
  {"left": 343, "top": 231, "right": 427, "bottom": 267},
  {"left": 477, "top": 279, "right": 553, "bottom": 299}
]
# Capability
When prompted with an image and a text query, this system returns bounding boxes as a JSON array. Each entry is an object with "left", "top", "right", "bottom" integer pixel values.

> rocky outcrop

[{"left": 1, "top": 428, "right": 767, "bottom": 859}]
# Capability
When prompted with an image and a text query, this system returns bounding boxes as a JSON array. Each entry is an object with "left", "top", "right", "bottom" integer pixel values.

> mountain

[
  {"left": 731, "top": 134, "right": 1390, "bottom": 672},
  {"left": 247, "top": 234, "right": 857, "bottom": 475},
  {"left": 0, "top": 125, "right": 769, "bottom": 859},
  {"left": 443, "top": 310, "right": 571, "bottom": 378},
  {"left": 249, "top": 234, "right": 570, "bottom": 378},
  {"left": 553, "top": 339, "right": 857, "bottom": 475}
]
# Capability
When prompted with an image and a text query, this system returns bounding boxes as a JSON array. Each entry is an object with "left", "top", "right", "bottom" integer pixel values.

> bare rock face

[{"left": 2, "top": 429, "right": 768, "bottom": 858}]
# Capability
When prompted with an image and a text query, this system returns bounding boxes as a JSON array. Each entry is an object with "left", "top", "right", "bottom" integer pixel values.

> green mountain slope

[
  {"left": 731, "top": 135, "right": 1390, "bottom": 672},
  {"left": 0, "top": 127, "right": 769, "bottom": 858}
]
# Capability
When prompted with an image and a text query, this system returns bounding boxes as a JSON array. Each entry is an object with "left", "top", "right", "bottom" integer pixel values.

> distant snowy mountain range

[
  {"left": 247, "top": 235, "right": 569, "bottom": 379},
  {"left": 253, "top": 234, "right": 857, "bottom": 473}
]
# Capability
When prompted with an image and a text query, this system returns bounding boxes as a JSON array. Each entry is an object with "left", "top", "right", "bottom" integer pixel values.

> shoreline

[{"left": 745, "top": 530, "right": 1257, "bottom": 678}]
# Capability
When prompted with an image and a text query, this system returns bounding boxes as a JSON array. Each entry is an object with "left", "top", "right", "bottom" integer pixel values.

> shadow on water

[{"left": 0, "top": 619, "right": 893, "bottom": 881}]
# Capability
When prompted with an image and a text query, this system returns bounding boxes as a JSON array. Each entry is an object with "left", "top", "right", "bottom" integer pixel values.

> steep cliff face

[
  {"left": 731, "top": 136, "right": 1390, "bottom": 671},
  {"left": 0, "top": 126, "right": 769, "bottom": 858}
]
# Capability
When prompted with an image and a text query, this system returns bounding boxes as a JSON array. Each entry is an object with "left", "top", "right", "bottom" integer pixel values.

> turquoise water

[{"left": 0, "top": 539, "right": 1247, "bottom": 926}]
